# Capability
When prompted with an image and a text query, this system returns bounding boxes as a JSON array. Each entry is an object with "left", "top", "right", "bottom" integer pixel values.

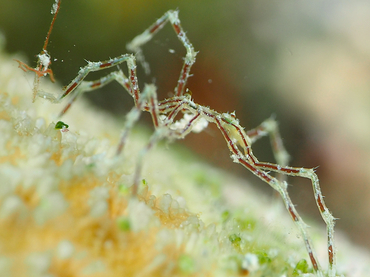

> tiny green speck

[
  {"left": 256, "top": 251, "right": 271, "bottom": 264},
  {"left": 178, "top": 254, "right": 195, "bottom": 274},
  {"left": 221, "top": 210, "right": 230, "bottom": 223},
  {"left": 118, "top": 184, "right": 130, "bottom": 195},
  {"left": 293, "top": 259, "right": 310, "bottom": 276},
  {"left": 117, "top": 217, "right": 131, "bottom": 231},
  {"left": 229, "top": 234, "right": 242, "bottom": 245},
  {"left": 55, "top": 121, "right": 69, "bottom": 129},
  {"left": 235, "top": 217, "right": 256, "bottom": 232}
]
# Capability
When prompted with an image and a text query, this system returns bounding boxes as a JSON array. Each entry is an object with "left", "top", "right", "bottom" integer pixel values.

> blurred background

[{"left": 1, "top": 0, "right": 370, "bottom": 249}]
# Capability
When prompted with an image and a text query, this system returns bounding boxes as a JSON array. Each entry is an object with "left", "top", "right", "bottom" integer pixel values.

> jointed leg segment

[{"left": 127, "top": 10, "right": 197, "bottom": 97}]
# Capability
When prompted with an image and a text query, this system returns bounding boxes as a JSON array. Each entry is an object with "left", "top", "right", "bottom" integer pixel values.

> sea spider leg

[
  {"left": 212, "top": 115, "right": 325, "bottom": 276},
  {"left": 57, "top": 70, "right": 131, "bottom": 117},
  {"left": 127, "top": 10, "right": 197, "bottom": 97},
  {"left": 131, "top": 84, "right": 164, "bottom": 195},
  {"left": 14, "top": 0, "right": 61, "bottom": 102},
  {"left": 132, "top": 128, "right": 163, "bottom": 196},
  {"left": 38, "top": 54, "right": 141, "bottom": 106},
  {"left": 216, "top": 114, "right": 336, "bottom": 277},
  {"left": 246, "top": 116, "right": 290, "bottom": 182},
  {"left": 246, "top": 116, "right": 290, "bottom": 167},
  {"left": 116, "top": 84, "right": 156, "bottom": 156}
]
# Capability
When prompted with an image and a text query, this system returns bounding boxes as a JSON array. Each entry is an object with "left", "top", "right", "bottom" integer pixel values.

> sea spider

[{"left": 15, "top": 1, "right": 337, "bottom": 276}]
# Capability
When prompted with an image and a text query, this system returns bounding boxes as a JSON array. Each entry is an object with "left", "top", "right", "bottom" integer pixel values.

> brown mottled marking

[
  {"left": 173, "top": 23, "right": 181, "bottom": 35},
  {"left": 150, "top": 23, "right": 162, "bottom": 34},
  {"left": 63, "top": 82, "right": 78, "bottom": 96},
  {"left": 99, "top": 62, "right": 112, "bottom": 68},
  {"left": 91, "top": 81, "right": 101, "bottom": 88},
  {"left": 288, "top": 205, "right": 298, "bottom": 221},
  {"left": 317, "top": 195, "right": 325, "bottom": 213},
  {"left": 309, "top": 251, "right": 319, "bottom": 272},
  {"left": 328, "top": 244, "right": 334, "bottom": 265}
]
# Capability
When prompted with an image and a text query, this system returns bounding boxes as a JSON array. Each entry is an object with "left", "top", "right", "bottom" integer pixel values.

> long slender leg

[
  {"left": 57, "top": 71, "right": 124, "bottom": 116},
  {"left": 217, "top": 116, "right": 336, "bottom": 277},
  {"left": 246, "top": 116, "right": 290, "bottom": 182},
  {"left": 127, "top": 10, "right": 197, "bottom": 97},
  {"left": 130, "top": 84, "right": 164, "bottom": 195},
  {"left": 37, "top": 54, "right": 140, "bottom": 106},
  {"left": 116, "top": 84, "right": 157, "bottom": 156},
  {"left": 246, "top": 116, "right": 290, "bottom": 167},
  {"left": 239, "top": 124, "right": 335, "bottom": 275},
  {"left": 131, "top": 128, "right": 164, "bottom": 196},
  {"left": 62, "top": 55, "right": 134, "bottom": 99},
  {"left": 212, "top": 116, "right": 325, "bottom": 276}
]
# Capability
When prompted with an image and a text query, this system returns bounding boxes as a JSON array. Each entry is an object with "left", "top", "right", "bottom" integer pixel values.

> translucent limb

[
  {"left": 246, "top": 116, "right": 290, "bottom": 167},
  {"left": 214, "top": 113, "right": 336, "bottom": 277},
  {"left": 116, "top": 84, "right": 157, "bottom": 156},
  {"left": 38, "top": 54, "right": 140, "bottom": 105},
  {"left": 131, "top": 84, "right": 163, "bottom": 195},
  {"left": 127, "top": 10, "right": 197, "bottom": 97},
  {"left": 57, "top": 70, "right": 130, "bottom": 116},
  {"left": 132, "top": 128, "right": 163, "bottom": 196},
  {"left": 246, "top": 116, "right": 290, "bottom": 182}
]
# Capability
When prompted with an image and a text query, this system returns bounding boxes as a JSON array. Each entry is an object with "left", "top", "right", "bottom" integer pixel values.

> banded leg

[
  {"left": 246, "top": 116, "right": 290, "bottom": 168},
  {"left": 156, "top": 96, "right": 209, "bottom": 139},
  {"left": 246, "top": 116, "right": 290, "bottom": 182},
  {"left": 37, "top": 54, "right": 141, "bottom": 107},
  {"left": 217, "top": 116, "right": 336, "bottom": 277},
  {"left": 132, "top": 129, "right": 163, "bottom": 196},
  {"left": 57, "top": 71, "right": 128, "bottom": 116},
  {"left": 212, "top": 116, "right": 324, "bottom": 276},
  {"left": 131, "top": 84, "right": 163, "bottom": 195},
  {"left": 127, "top": 10, "right": 197, "bottom": 97},
  {"left": 116, "top": 84, "right": 157, "bottom": 156}
]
